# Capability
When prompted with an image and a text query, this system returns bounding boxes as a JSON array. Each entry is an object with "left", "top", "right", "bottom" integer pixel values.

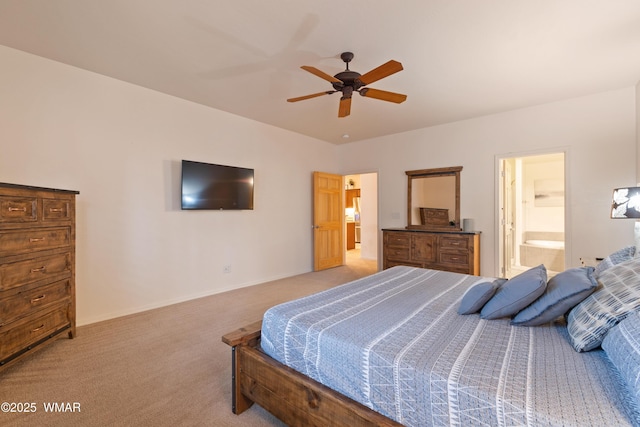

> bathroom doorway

[
  {"left": 344, "top": 173, "right": 378, "bottom": 268},
  {"left": 498, "top": 152, "right": 566, "bottom": 278}
]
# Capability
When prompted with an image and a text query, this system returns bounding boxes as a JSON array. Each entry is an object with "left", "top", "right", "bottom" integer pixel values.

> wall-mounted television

[{"left": 181, "top": 160, "right": 254, "bottom": 210}]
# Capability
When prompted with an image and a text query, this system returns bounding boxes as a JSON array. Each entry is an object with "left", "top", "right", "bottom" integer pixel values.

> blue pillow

[
  {"left": 511, "top": 267, "right": 597, "bottom": 326},
  {"left": 602, "top": 311, "right": 640, "bottom": 412},
  {"left": 480, "top": 265, "right": 547, "bottom": 320},
  {"left": 458, "top": 279, "right": 507, "bottom": 315}
]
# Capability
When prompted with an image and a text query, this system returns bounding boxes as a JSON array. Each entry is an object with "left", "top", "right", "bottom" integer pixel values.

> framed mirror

[{"left": 406, "top": 166, "right": 462, "bottom": 230}]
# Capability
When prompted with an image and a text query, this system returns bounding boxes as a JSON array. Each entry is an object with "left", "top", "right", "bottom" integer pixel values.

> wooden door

[{"left": 313, "top": 172, "right": 344, "bottom": 271}]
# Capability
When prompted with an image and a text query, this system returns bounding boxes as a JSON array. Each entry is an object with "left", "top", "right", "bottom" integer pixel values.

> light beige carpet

[{"left": 0, "top": 252, "right": 377, "bottom": 426}]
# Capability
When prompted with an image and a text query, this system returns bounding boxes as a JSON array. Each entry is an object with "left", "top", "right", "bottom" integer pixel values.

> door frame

[
  {"left": 341, "top": 171, "right": 381, "bottom": 270},
  {"left": 495, "top": 147, "right": 571, "bottom": 277}
]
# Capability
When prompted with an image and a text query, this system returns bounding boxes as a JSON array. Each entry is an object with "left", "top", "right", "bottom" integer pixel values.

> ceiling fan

[{"left": 287, "top": 52, "right": 407, "bottom": 118}]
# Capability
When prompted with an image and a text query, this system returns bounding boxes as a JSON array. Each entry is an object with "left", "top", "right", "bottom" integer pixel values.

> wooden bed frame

[{"left": 222, "top": 321, "right": 402, "bottom": 427}]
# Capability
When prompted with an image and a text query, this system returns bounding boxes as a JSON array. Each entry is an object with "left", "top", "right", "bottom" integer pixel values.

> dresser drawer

[
  {"left": 0, "top": 279, "right": 71, "bottom": 326},
  {"left": 439, "top": 251, "right": 469, "bottom": 266},
  {"left": 385, "top": 259, "right": 423, "bottom": 269},
  {"left": 0, "top": 196, "right": 37, "bottom": 223},
  {"left": 385, "top": 232, "right": 411, "bottom": 247},
  {"left": 439, "top": 236, "right": 469, "bottom": 250},
  {"left": 42, "top": 198, "right": 72, "bottom": 221},
  {"left": 0, "top": 253, "right": 71, "bottom": 291},
  {"left": 385, "top": 247, "right": 410, "bottom": 260},
  {"left": 0, "top": 227, "right": 71, "bottom": 257},
  {"left": 0, "top": 304, "right": 70, "bottom": 363},
  {"left": 442, "top": 265, "right": 472, "bottom": 274}
]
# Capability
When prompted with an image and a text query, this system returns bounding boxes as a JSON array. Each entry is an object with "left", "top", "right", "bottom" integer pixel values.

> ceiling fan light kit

[{"left": 287, "top": 52, "right": 407, "bottom": 118}]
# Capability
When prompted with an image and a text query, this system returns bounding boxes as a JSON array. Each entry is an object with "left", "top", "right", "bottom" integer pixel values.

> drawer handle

[
  {"left": 30, "top": 266, "right": 47, "bottom": 273},
  {"left": 29, "top": 237, "right": 46, "bottom": 243},
  {"left": 31, "top": 324, "right": 45, "bottom": 333},
  {"left": 31, "top": 295, "right": 46, "bottom": 304},
  {"left": 8, "top": 207, "right": 27, "bottom": 212},
  {"left": 450, "top": 242, "right": 461, "bottom": 246},
  {"left": 49, "top": 208, "right": 64, "bottom": 213}
]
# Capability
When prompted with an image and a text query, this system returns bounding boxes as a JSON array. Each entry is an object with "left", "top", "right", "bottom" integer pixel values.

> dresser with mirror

[{"left": 382, "top": 166, "right": 481, "bottom": 275}]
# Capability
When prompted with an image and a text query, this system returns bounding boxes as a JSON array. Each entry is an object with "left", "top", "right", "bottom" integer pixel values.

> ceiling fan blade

[
  {"left": 287, "top": 91, "right": 335, "bottom": 102},
  {"left": 360, "top": 88, "right": 407, "bottom": 103},
  {"left": 357, "top": 60, "right": 403, "bottom": 85},
  {"left": 300, "top": 66, "right": 342, "bottom": 83},
  {"left": 338, "top": 97, "right": 351, "bottom": 118}
]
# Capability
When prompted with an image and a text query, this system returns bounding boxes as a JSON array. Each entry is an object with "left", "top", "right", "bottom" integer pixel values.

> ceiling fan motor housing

[{"left": 332, "top": 70, "right": 363, "bottom": 93}]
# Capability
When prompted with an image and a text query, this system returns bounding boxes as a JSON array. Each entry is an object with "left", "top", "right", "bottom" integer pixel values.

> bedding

[{"left": 261, "top": 266, "right": 637, "bottom": 426}]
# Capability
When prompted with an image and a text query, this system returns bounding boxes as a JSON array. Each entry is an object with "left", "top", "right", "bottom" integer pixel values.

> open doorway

[
  {"left": 344, "top": 173, "right": 378, "bottom": 268},
  {"left": 498, "top": 152, "right": 566, "bottom": 278}
]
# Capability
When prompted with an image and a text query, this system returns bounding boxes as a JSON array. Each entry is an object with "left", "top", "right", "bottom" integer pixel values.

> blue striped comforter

[{"left": 261, "top": 266, "right": 636, "bottom": 426}]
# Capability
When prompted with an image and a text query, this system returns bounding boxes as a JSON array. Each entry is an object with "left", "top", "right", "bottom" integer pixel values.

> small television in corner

[{"left": 181, "top": 160, "right": 254, "bottom": 210}]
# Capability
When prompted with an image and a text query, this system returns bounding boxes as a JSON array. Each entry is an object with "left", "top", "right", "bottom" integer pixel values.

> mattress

[{"left": 261, "top": 266, "right": 636, "bottom": 426}]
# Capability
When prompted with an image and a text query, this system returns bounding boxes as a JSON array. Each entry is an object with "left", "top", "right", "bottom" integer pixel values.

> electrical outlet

[{"left": 223, "top": 264, "right": 231, "bottom": 274}]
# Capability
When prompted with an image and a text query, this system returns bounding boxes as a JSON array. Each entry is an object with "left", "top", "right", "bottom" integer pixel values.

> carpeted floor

[{"left": 0, "top": 251, "right": 377, "bottom": 426}]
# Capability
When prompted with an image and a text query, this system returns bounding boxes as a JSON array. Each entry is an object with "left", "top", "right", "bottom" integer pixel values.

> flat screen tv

[{"left": 181, "top": 160, "right": 254, "bottom": 210}]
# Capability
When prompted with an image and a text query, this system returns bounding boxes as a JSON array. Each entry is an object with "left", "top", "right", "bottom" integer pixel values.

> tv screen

[{"left": 181, "top": 160, "right": 254, "bottom": 210}]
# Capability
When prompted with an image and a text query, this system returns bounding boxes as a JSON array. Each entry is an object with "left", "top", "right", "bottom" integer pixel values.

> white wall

[
  {"left": 359, "top": 173, "right": 378, "bottom": 260},
  {"left": 0, "top": 46, "right": 338, "bottom": 325},
  {"left": 522, "top": 154, "right": 565, "bottom": 233},
  {"left": 338, "top": 87, "right": 638, "bottom": 276}
]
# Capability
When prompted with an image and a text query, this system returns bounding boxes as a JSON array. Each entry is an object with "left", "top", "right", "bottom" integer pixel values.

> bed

[{"left": 223, "top": 262, "right": 640, "bottom": 426}]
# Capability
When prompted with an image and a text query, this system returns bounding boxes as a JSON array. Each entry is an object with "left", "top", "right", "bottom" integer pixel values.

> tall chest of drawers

[
  {"left": 0, "top": 183, "right": 78, "bottom": 370},
  {"left": 383, "top": 228, "right": 481, "bottom": 275}
]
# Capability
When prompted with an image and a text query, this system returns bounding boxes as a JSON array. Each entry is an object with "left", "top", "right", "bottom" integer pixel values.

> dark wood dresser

[
  {"left": 382, "top": 228, "right": 481, "bottom": 275},
  {"left": 0, "top": 183, "right": 78, "bottom": 370}
]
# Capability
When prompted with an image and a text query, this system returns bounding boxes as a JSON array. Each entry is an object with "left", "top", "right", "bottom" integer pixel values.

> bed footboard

[
  {"left": 221, "top": 320, "right": 262, "bottom": 414},
  {"left": 222, "top": 321, "right": 402, "bottom": 427}
]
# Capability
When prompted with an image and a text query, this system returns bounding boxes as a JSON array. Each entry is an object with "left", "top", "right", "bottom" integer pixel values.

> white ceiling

[{"left": 2, "top": 1, "right": 640, "bottom": 144}]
